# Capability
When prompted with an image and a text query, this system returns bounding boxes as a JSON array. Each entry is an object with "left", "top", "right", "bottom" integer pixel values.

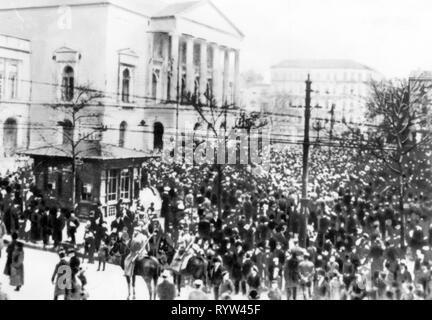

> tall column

[
  {"left": 233, "top": 49, "right": 240, "bottom": 107},
  {"left": 185, "top": 35, "right": 195, "bottom": 95},
  {"left": 211, "top": 43, "right": 222, "bottom": 106},
  {"left": 222, "top": 48, "right": 230, "bottom": 105},
  {"left": 146, "top": 31, "right": 155, "bottom": 97},
  {"left": 199, "top": 39, "right": 208, "bottom": 103},
  {"left": 162, "top": 35, "right": 170, "bottom": 101},
  {"left": 169, "top": 33, "right": 179, "bottom": 102}
]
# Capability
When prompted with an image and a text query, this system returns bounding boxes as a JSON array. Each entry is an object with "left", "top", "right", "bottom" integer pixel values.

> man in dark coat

[
  {"left": 110, "top": 215, "right": 124, "bottom": 236},
  {"left": 157, "top": 270, "right": 176, "bottom": 300},
  {"left": 208, "top": 256, "right": 224, "bottom": 300},
  {"left": 161, "top": 187, "right": 171, "bottom": 232},
  {"left": 3, "top": 232, "right": 18, "bottom": 277},
  {"left": 41, "top": 209, "right": 52, "bottom": 249},
  {"left": 231, "top": 242, "right": 245, "bottom": 295},
  {"left": 242, "top": 196, "right": 253, "bottom": 223},
  {"left": 67, "top": 212, "right": 80, "bottom": 245},
  {"left": 52, "top": 209, "right": 65, "bottom": 249}
]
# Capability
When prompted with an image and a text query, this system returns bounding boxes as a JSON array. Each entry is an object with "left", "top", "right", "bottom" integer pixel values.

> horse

[
  {"left": 109, "top": 240, "right": 161, "bottom": 300},
  {"left": 169, "top": 248, "right": 208, "bottom": 294}
]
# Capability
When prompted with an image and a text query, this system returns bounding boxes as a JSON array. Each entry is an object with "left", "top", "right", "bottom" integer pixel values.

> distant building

[
  {"left": 270, "top": 59, "right": 382, "bottom": 123},
  {"left": 0, "top": 33, "right": 31, "bottom": 167},
  {"left": 240, "top": 83, "right": 271, "bottom": 113}
]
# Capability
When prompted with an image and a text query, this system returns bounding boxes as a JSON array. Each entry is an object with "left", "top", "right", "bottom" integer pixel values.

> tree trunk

[
  {"left": 399, "top": 174, "right": 406, "bottom": 249},
  {"left": 217, "top": 163, "right": 222, "bottom": 220},
  {"left": 72, "top": 159, "right": 76, "bottom": 208}
]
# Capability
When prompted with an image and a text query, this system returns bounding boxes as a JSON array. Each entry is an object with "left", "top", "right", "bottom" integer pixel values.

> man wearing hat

[
  {"left": 208, "top": 255, "right": 224, "bottom": 300},
  {"left": 298, "top": 253, "right": 315, "bottom": 300},
  {"left": 247, "top": 265, "right": 261, "bottom": 294},
  {"left": 161, "top": 186, "right": 171, "bottom": 232},
  {"left": 156, "top": 269, "right": 176, "bottom": 300},
  {"left": 248, "top": 289, "right": 260, "bottom": 300},
  {"left": 219, "top": 270, "right": 235, "bottom": 298},
  {"left": 313, "top": 268, "right": 330, "bottom": 300},
  {"left": 188, "top": 279, "right": 209, "bottom": 300}
]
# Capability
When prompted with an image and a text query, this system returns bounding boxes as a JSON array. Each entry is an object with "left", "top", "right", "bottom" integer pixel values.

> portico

[{"left": 148, "top": 1, "right": 243, "bottom": 107}]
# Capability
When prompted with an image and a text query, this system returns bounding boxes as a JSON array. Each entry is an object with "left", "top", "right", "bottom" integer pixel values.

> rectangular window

[
  {"left": 108, "top": 205, "right": 116, "bottom": 218},
  {"left": 8, "top": 64, "right": 18, "bottom": 99},
  {"left": 107, "top": 169, "right": 119, "bottom": 202},
  {"left": 119, "top": 169, "right": 130, "bottom": 200}
]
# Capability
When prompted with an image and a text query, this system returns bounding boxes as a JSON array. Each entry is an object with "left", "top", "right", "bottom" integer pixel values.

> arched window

[
  {"left": 62, "top": 66, "right": 74, "bottom": 101},
  {"left": 152, "top": 73, "right": 158, "bottom": 99},
  {"left": 119, "top": 121, "right": 127, "bottom": 147},
  {"left": 122, "top": 68, "right": 130, "bottom": 103},
  {"left": 153, "top": 122, "right": 164, "bottom": 151},
  {"left": 3, "top": 118, "right": 17, "bottom": 157},
  {"left": 62, "top": 119, "right": 73, "bottom": 144}
]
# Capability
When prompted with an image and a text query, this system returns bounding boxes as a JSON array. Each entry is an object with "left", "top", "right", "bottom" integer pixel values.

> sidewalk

[{"left": 3, "top": 220, "right": 88, "bottom": 256}]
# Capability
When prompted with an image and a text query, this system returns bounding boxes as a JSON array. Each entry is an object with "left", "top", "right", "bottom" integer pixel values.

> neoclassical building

[
  {"left": 0, "top": 0, "right": 243, "bottom": 214},
  {"left": 0, "top": 33, "right": 31, "bottom": 170},
  {"left": 0, "top": 0, "right": 243, "bottom": 150},
  {"left": 270, "top": 59, "right": 382, "bottom": 123}
]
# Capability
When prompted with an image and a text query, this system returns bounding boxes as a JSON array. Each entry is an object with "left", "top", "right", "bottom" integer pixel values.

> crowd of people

[{"left": 1, "top": 145, "right": 432, "bottom": 300}]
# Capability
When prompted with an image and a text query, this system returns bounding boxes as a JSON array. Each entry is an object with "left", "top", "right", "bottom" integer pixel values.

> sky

[{"left": 211, "top": 0, "right": 432, "bottom": 81}]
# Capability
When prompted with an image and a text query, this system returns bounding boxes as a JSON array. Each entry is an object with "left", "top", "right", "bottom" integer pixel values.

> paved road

[
  {"left": 0, "top": 246, "right": 154, "bottom": 300},
  {"left": 0, "top": 245, "right": 288, "bottom": 300}
]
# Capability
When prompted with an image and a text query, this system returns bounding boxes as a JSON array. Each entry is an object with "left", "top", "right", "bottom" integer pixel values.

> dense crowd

[{"left": 1, "top": 145, "right": 432, "bottom": 300}]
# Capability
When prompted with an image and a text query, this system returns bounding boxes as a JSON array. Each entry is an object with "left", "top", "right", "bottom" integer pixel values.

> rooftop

[
  {"left": 271, "top": 59, "right": 375, "bottom": 71},
  {"left": 153, "top": 1, "right": 200, "bottom": 17},
  {"left": 20, "top": 142, "right": 156, "bottom": 160}
]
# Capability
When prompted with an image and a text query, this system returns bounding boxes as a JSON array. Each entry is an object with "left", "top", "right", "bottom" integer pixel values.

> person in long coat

[
  {"left": 284, "top": 252, "right": 300, "bottom": 300},
  {"left": 3, "top": 232, "right": 18, "bottom": 277},
  {"left": 40, "top": 209, "right": 52, "bottom": 249},
  {"left": 52, "top": 209, "right": 65, "bottom": 249},
  {"left": 0, "top": 218, "right": 6, "bottom": 258},
  {"left": 10, "top": 242, "right": 24, "bottom": 291}
]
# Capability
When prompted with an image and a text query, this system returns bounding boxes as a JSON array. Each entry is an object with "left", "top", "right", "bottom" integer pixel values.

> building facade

[
  {"left": 0, "top": 0, "right": 243, "bottom": 152},
  {"left": 0, "top": 0, "right": 243, "bottom": 214},
  {"left": 0, "top": 33, "right": 31, "bottom": 172},
  {"left": 270, "top": 59, "right": 382, "bottom": 123}
]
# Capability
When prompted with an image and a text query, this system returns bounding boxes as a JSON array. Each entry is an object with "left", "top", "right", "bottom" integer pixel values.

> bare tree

[
  {"left": 182, "top": 90, "right": 269, "bottom": 219},
  {"left": 345, "top": 78, "right": 432, "bottom": 248},
  {"left": 42, "top": 85, "right": 106, "bottom": 206}
]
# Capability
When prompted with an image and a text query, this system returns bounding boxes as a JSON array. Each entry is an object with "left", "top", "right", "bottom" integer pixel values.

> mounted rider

[{"left": 123, "top": 225, "right": 151, "bottom": 278}]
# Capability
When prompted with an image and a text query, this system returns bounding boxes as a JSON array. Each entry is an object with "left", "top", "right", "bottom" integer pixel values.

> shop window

[
  {"left": 107, "top": 169, "right": 119, "bottom": 202},
  {"left": 119, "top": 169, "right": 130, "bottom": 200}
]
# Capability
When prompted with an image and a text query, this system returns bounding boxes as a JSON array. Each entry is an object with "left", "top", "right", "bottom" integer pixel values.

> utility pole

[
  {"left": 175, "top": 57, "right": 181, "bottom": 149},
  {"left": 328, "top": 103, "right": 335, "bottom": 158},
  {"left": 299, "top": 74, "right": 312, "bottom": 248}
]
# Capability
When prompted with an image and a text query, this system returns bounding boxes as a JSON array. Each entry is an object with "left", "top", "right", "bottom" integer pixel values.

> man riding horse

[{"left": 120, "top": 226, "right": 160, "bottom": 300}]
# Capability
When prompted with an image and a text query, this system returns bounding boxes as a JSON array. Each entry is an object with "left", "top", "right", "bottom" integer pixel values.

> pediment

[
  {"left": 179, "top": 1, "right": 244, "bottom": 38},
  {"left": 53, "top": 46, "right": 81, "bottom": 63}
]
